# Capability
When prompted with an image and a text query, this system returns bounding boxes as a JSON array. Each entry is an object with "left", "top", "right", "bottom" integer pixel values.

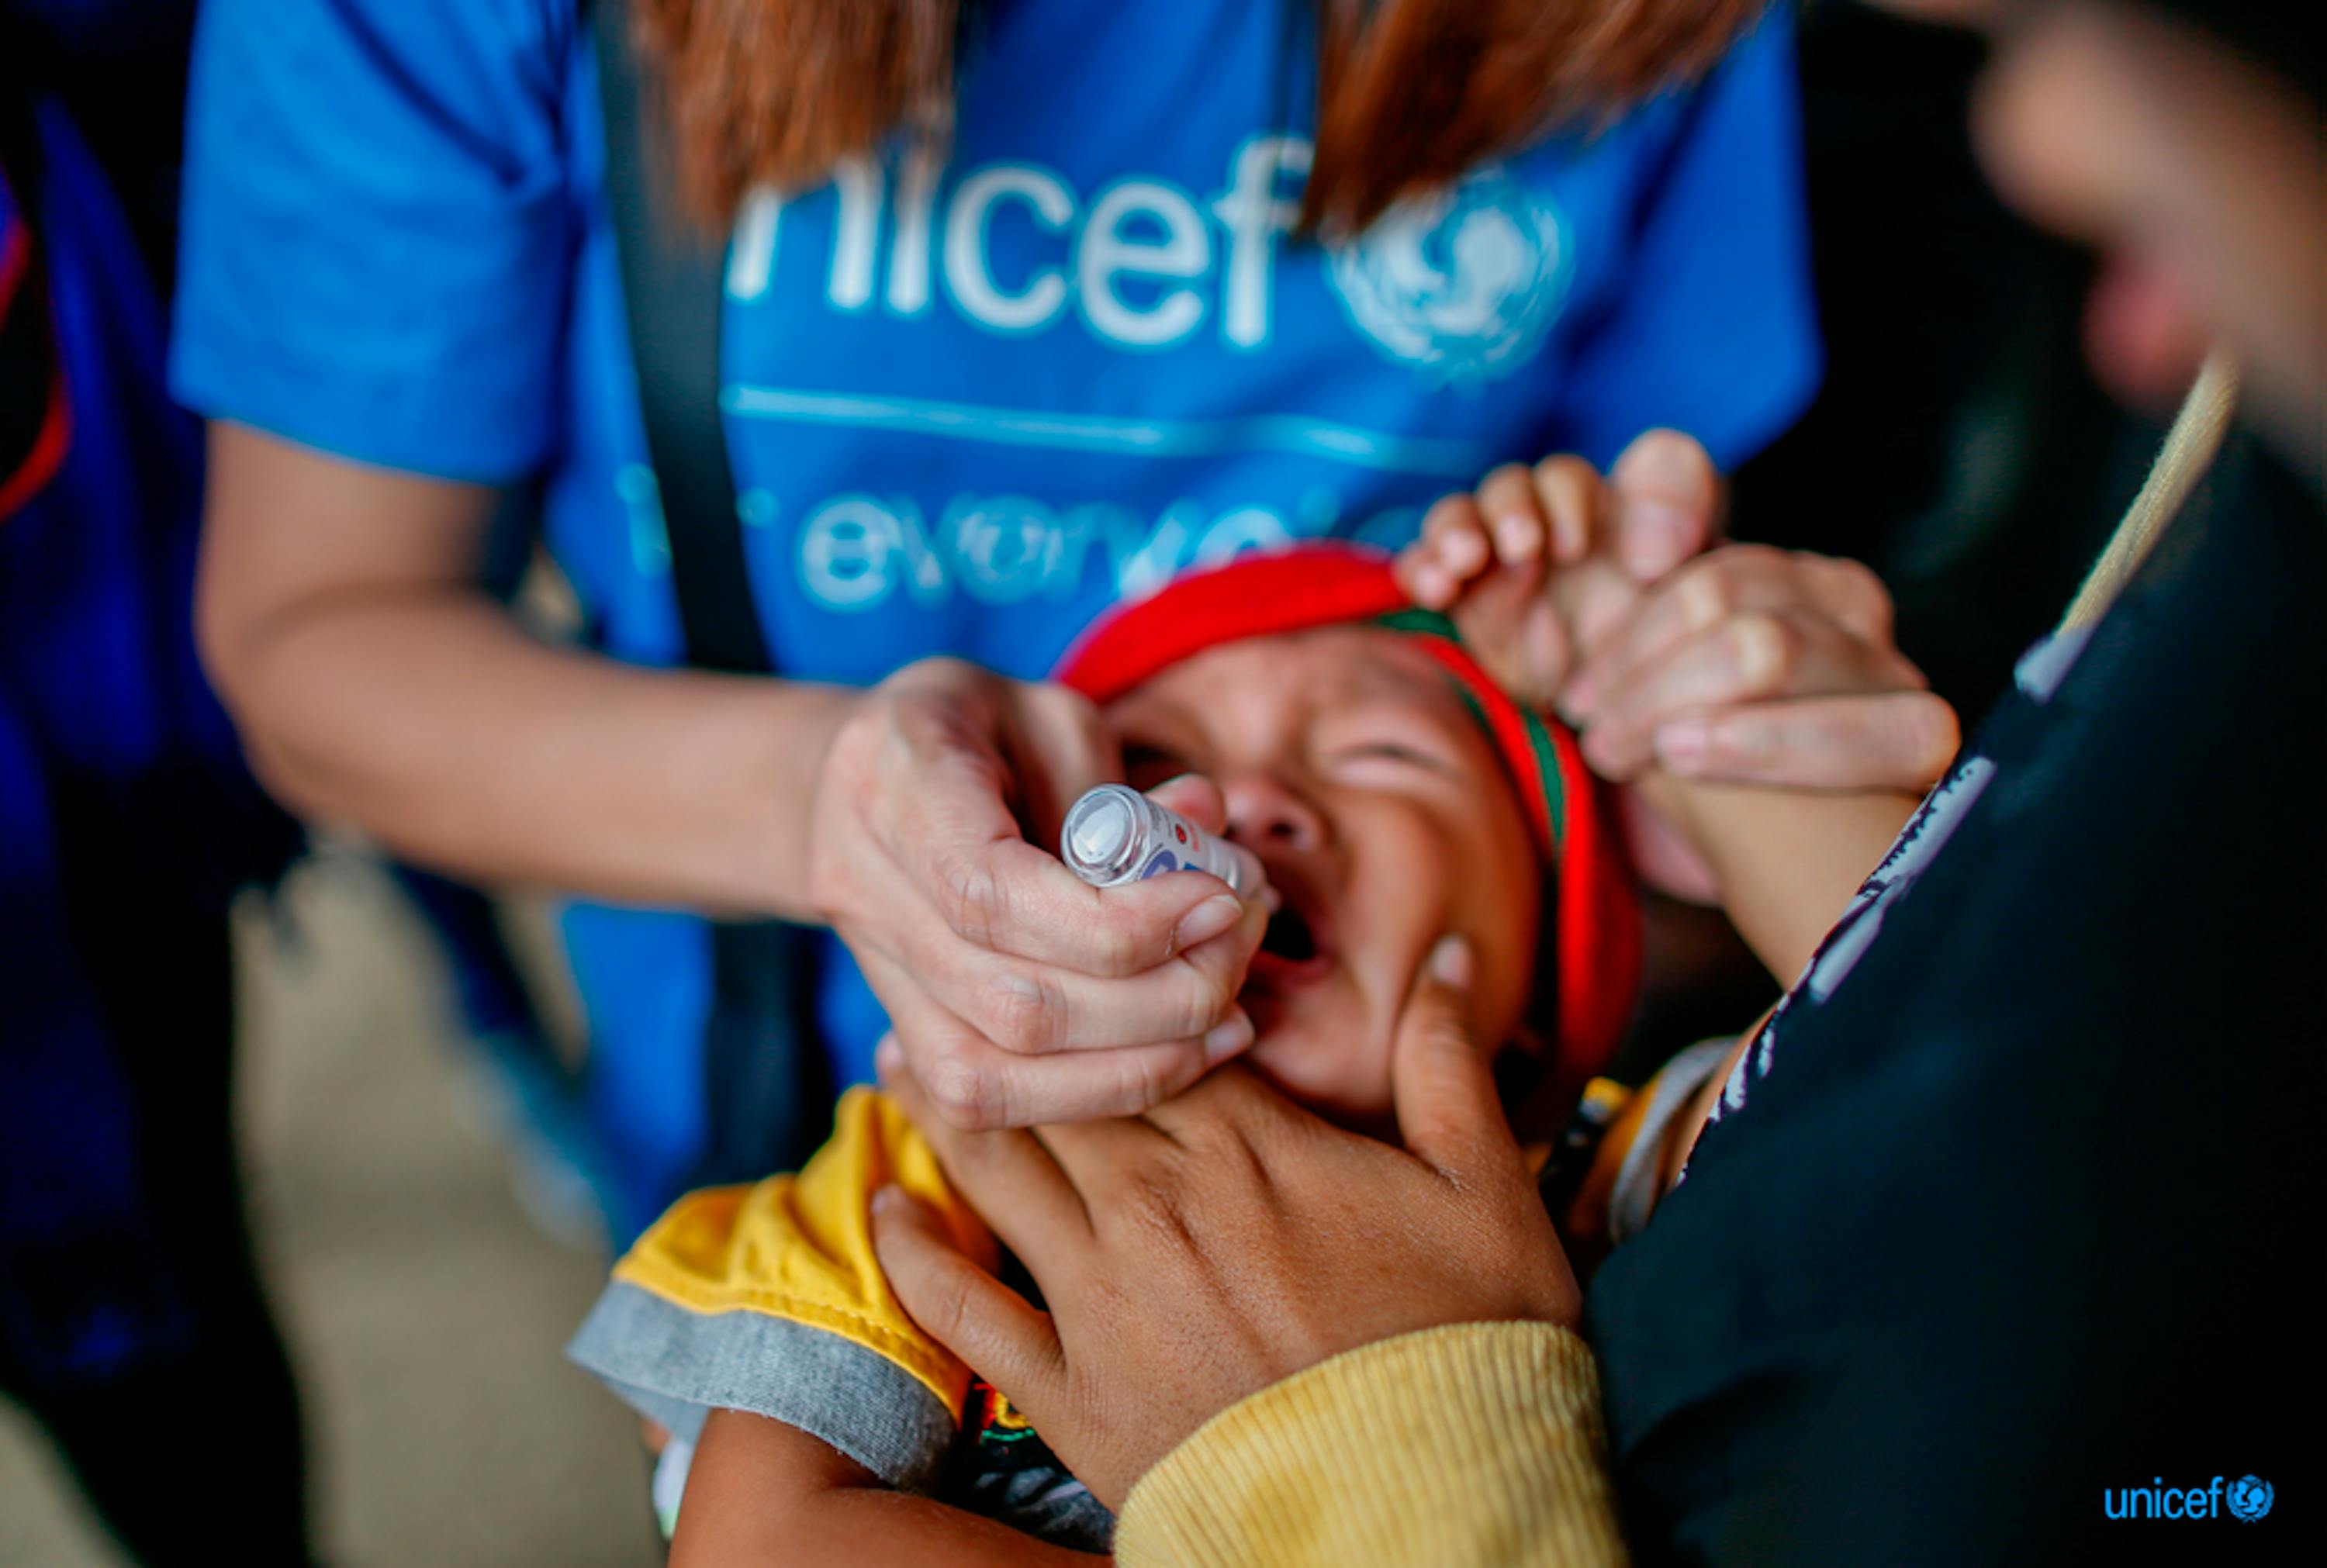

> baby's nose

[{"left": 1222, "top": 773, "right": 1326, "bottom": 853}]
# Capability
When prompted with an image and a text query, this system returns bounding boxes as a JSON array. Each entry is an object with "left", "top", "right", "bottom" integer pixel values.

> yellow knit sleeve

[
  {"left": 609, "top": 1086, "right": 998, "bottom": 1414},
  {"left": 1115, "top": 1321, "right": 1626, "bottom": 1568}
]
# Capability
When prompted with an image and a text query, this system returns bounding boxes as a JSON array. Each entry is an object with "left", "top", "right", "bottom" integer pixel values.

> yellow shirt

[
  {"left": 569, "top": 1086, "right": 1022, "bottom": 1507},
  {"left": 610, "top": 1085, "right": 997, "bottom": 1417}
]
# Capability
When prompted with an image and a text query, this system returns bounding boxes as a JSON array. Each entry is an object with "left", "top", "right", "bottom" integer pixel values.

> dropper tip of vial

[{"left": 1066, "top": 790, "right": 1135, "bottom": 871}]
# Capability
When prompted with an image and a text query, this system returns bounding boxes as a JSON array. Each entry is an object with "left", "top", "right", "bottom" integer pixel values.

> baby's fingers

[
  {"left": 1475, "top": 463, "right": 1559, "bottom": 567},
  {"left": 1608, "top": 430, "right": 1721, "bottom": 582},
  {"left": 1528, "top": 455, "right": 1604, "bottom": 565},
  {"left": 1399, "top": 494, "right": 1495, "bottom": 609}
]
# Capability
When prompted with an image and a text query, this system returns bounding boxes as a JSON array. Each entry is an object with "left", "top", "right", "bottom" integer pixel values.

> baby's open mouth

[
  {"left": 1248, "top": 881, "right": 1333, "bottom": 989},
  {"left": 1262, "top": 901, "right": 1318, "bottom": 962}
]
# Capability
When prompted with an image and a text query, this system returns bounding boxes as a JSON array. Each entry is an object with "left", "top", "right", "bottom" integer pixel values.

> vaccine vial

[{"left": 1060, "top": 783, "right": 1263, "bottom": 898}]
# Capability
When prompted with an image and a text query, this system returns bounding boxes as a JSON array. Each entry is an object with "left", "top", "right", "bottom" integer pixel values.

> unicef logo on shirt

[
  {"left": 2226, "top": 1476, "right": 2273, "bottom": 1522},
  {"left": 2104, "top": 1473, "right": 2276, "bottom": 1523},
  {"left": 1326, "top": 168, "right": 1572, "bottom": 384}
]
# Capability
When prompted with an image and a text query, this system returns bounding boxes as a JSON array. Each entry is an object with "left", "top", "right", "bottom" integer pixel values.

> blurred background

[
  {"left": 0, "top": 854, "right": 659, "bottom": 1566},
  {"left": 2, "top": 0, "right": 2180, "bottom": 1560}
]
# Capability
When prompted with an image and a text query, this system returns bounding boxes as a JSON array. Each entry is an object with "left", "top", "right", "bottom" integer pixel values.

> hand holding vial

[{"left": 807, "top": 659, "right": 1267, "bottom": 1129}]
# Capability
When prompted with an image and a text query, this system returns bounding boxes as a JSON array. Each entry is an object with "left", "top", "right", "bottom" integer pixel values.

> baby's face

[{"left": 1105, "top": 627, "right": 1543, "bottom": 1132}]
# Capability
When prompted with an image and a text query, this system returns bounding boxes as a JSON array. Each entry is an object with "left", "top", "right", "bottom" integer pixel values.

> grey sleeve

[{"left": 566, "top": 1281, "right": 959, "bottom": 1494}]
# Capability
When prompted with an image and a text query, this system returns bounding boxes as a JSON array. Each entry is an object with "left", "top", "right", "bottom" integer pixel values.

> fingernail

[
  {"left": 874, "top": 1037, "right": 906, "bottom": 1082},
  {"left": 871, "top": 1183, "right": 904, "bottom": 1216},
  {"left": 1551, "top": 513, "right": 1589, "bottom": 564},
  {"left": 1679, "top": 571, "right": 1727, "bottom": 631},
  {"left": 1624, "top": 430, "right": 1703, "bottom": 486},
  {"left": 1582, "top": 726, "right": 1625, "bottom": 779},
  {"left": 1495, "top": 514, "right": 1540, "bottom": 561},
  {"left": 1622, "top": 502, "right": 1696, "bottom": 577},
  {"left": 1654, "top": 716, "right": 1710, "bottom": 773},
  {"left": 1731, "top": 615, "right": 1786, "bottom": 686},
  {"left": 1204, "top": 1009, "right": 1255, "bottom": 1062},
  {"left": 1560, "top": 675, "right": 1599, "bottom": 724},
  {"left": 1177, "top": 894, "right": 1243, "bottom": 950},
  {"left": 1428, "top": 934, "right": 1474, "bottom": 988}
]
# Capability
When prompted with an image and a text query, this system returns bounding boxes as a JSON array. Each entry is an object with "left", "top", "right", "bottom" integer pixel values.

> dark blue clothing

[
  {"left": 1, "top": 82, "right": 309, "bottom": 1565},
  {"left": 1588, "top": 438, "right": 2322, "bottom": 1564}
]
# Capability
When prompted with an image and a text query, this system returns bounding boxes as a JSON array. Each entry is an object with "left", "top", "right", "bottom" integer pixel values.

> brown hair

[{"left": 631, "top": 0, "right": 1763, "bottom": 237}]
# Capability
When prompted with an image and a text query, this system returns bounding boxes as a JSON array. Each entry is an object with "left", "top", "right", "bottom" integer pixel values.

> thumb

[
  {"left": 1145, "top": 773, "right": 1274, "bottom": 909},
  {"left": 1609, "top": 428, "right": 1721, "bottom": 582},
  {"left": 1144, "top": 772, "right": 1226, "bottom": 833},
  {"left": 1390, "top": 935, "right": 1527, "bottom": 1182},
  {"left": 871, "top": 1186, "right": 1068, "bottom": 1418},
  {"left": 1004, "top": 682, "right": 1124, "bottom": 845}
]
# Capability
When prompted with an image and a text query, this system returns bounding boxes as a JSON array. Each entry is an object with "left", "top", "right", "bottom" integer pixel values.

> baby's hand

[{"left": 1394, "top": 430, "right": 1720, "bottom": 710}]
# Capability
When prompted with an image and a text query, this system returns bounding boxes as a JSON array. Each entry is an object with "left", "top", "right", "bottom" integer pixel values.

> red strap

[{"left": 0, "top": 220, "right": 71, "bottom": 523}]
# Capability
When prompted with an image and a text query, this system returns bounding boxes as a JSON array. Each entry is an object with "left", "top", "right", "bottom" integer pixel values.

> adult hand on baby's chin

[
  {"left": 808, "top": 657, "right": 1266, "bottom": 1130},
  {"left": 868, "top": 936, "right": 1581, "bottom": 1511}
]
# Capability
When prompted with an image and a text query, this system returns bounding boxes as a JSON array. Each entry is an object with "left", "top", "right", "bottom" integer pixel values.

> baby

[{"left": 570, "top": 530, "right": 1917, "bottom": 1563}]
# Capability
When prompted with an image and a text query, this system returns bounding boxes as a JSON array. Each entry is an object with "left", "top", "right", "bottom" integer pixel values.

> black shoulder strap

[
  {"left": 590, "top": 0, "right": 771, "bottom": 676},
  {"left": 591, "top": 2, "right": 831, "bottom": 1176}
]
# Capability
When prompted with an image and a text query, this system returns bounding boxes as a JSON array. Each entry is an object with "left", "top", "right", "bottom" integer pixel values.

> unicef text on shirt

[
  {"left": 2102, "top": 1475, "right": 2273, "bottom": 1523},
  {"left": 725, "top": 137, "right": 1314, "bottom": 351}
]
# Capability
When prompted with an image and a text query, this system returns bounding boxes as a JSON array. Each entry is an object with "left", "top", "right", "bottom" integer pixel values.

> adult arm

[
  {"left": 197, "top": 427, "right": 1264, "bottom": 1117},
  {"left": 196, "top": 424, "right": 850, "bottom": 914},
  {"left": 1112, "top": 1328, "right": 1613, "bottom": 1567},
  {"left": 869, "top": 944, "right": 1626, "bottom": 1566},
  {"left": 1634, "top": 769, "right": 1917, "bottom": 983}
]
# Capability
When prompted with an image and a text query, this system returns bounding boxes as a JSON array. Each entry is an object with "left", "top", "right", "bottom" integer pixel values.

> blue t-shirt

[{"left": 171, "top": 0, "right": 1818, "bottom": 1228}]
